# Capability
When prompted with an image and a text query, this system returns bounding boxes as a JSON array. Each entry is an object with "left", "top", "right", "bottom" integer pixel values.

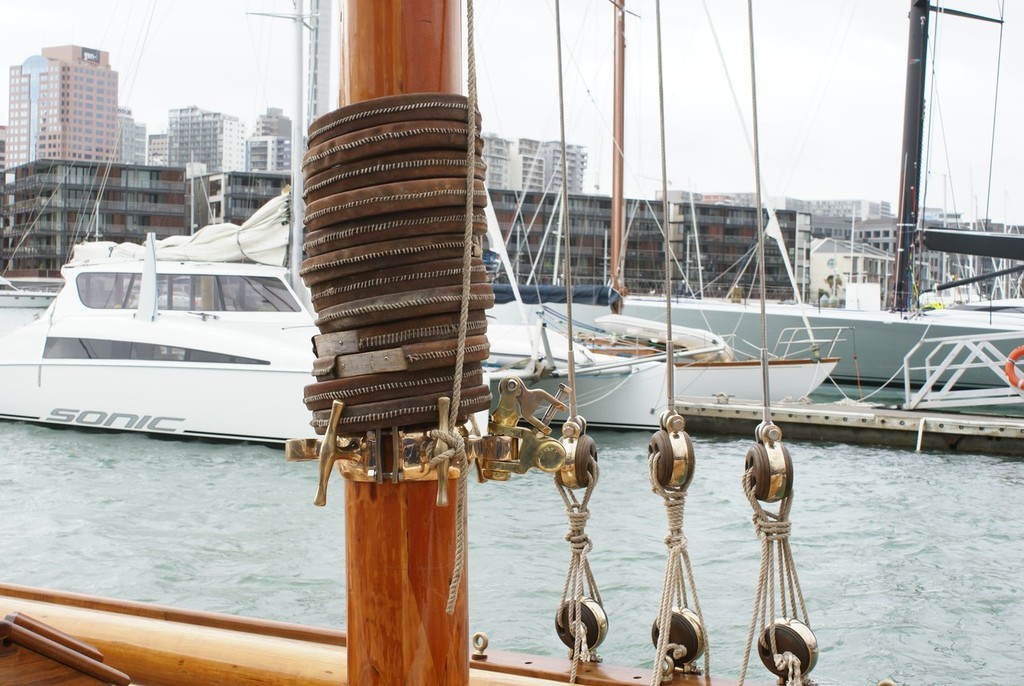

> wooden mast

[
  {"left": 338, "top": 2, "right": 467, "bottom": 685},
  {"left": 610, "top": 1, "right": 626, "bottom": 307}
]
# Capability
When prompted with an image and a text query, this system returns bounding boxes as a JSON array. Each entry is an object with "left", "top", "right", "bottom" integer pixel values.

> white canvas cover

[{"left": 68, "top": 191, "right": 291, "bottom": 266}]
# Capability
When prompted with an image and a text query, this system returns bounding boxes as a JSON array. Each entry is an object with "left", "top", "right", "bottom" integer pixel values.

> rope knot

[
  {"left": 663, "top": 530, "right": 687, "bottom": 550},
  {"left": 774, "top": 650, "right": 803, "bottom": 685},
  {"left": 752, "top": 512, "right": 791, "bottom": 541},
  {"left": 428, "top": 428, "right": 466, "bottom": 467}
]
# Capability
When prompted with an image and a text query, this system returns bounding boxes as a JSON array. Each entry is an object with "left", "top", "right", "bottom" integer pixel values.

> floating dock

[{"left": 674, "top": 397, "right": 1024, "bottom": 455}]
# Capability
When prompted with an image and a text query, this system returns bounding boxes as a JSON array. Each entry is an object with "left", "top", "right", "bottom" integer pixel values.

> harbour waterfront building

[
  {"left": 0, "top": 160, "right": 186, "bottom": 278},
  {"left": 809, "top": 237, "right": 894, "bottom": 308},
  {"left": 700, "top": 192, "right": 893, "bottom": 221},
  {"left": 188, "top": 170, "right": 289, "bottom": 230},
  {"left": 6, "top": 45, "right": 120, "bottom": 167},
  {"left": 488, "top": 189, "right": 805, "bottom": 300},
  {"left": 168, "top": 106, "right": 246, "bottom": 174},
  {"left": 118, "top": 108, "right": 147, "bottom": 165}
]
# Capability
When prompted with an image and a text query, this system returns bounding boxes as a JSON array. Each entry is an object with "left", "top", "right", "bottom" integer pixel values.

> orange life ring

[{"left": 1005, "top": 346, "right": 1024, "bottom": 389}]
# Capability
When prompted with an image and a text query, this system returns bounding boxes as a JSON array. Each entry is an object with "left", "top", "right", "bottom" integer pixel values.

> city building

[
  {"left": 167, "top": 106, "right": 246, "bottom": 173},
  {"left": 1, "top": 160, "right": 187, "bottom": 278},
  {"left": 254, "top": 107, "right": 291, "bottom": 138},
  {"left": 147, "top": 133, "right": 168, "bottom": 166},
  {"left": 487, "top": 188, "right": 806, "bottom": 300},
  {"left": 188, "top": 170, "right": 289, "bottom": 229},
  {"left": 246, "top": 136, "right": 291, "bottom": 173},
  {"left": 118, "top": 107, "right": 147, "bottom": 165},
  {"left": 6, "top": 45, "right": 120, "bottom": 167},
  {"left": 698, "top": 192, "right": 892, "bottom": 221},
  {"left": 482, "top": 134, "right": 588, "bottom": 194},
  {"left": 308, "top": 0, "right": 335, "bottom": 121},
  {"left": 0, "top": 125, "right": 7, "bottom": 175},
  {"left": 247, "top": 108, "right": 292, "bottom": 172},
  {"left": 808, "top": 237, "right": 894, "bottom": 308}
]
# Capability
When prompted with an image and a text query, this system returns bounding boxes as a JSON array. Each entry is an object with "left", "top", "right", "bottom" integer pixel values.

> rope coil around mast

[{"left": 299, "top": 91, "right": 492, "bottom": 435}]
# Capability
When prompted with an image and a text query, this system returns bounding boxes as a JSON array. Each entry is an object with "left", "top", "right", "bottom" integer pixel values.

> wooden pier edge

[{"left": 675, "top": 397, "right": 1024, "bottom": 455}]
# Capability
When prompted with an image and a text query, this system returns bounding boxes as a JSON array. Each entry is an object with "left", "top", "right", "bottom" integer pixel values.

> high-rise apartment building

[
  {"left": 248, "top": 108, "right": 291, "bottom": 172},
  {"left": 308, "top": 0, "right": 335, "bottom": 121},
  {"left": 6, "top": 45, "right": 119, "bottom": 168},
  {"left": 254, "top": 107, "right": 291, "bottom": 138},
  {"left": 0, "top": 125, "right": 7, "bottom": 175},
  {"left": 118, "top": 107, "right": 147, "bottom": 165},
  {"left": 168, "top": 106, "right": 246, "bottom": 173},
  {"left": 246, "top": 136, "right": 291, "bottom": 173},
  {"left": 482, "top": 134, "right": 588, "bottom": 194},
  {"left": 147, "top": 133, "right": 168, "bottom": 166}
]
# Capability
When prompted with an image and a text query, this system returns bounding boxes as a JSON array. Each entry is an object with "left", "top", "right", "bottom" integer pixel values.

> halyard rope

[
  {"left": 557, "top": 461, "right": 602, "bottom": 684},
  {"left": 437, "top": 0, "right": 480, "bottom": 616},
  {"left": 648, "top": 448, "right": 709, "bottom": 684}
]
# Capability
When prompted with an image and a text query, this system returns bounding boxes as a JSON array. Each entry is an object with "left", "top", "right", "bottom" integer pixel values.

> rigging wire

[
  {"left": 744, "top": 0, "right": 772, "bottom": 423},
  {"left": 553, "top": 0, "right": 578, "bottom": 418},
  {"left": 981, "top": 0, "right": 1006, "bottom": 231},
  {"left": 653, "top": 0, "right": 675, "bottom": 408}
]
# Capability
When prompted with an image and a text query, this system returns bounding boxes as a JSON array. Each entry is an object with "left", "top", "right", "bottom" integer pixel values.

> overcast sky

[{"left": 2, "top": 0, "right": 1020, "bottom": 224}]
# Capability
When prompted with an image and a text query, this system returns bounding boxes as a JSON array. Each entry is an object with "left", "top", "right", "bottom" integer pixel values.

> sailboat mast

[
  {"left": 610, "top": 1, "right": 626, "bottom": 302},
  {"left": 338, "top": 2, "right": 466, "bottom": 685},
  {"left": 289, "top": 0, "right": 306, "bottom": 297},
  {"left": 893, "top": 0, "right": 930, "bottom": 311}
]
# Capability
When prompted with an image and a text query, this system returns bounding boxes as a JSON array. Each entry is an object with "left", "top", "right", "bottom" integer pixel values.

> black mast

[
  {"left": 893, "top": 2, "right": 1004, "bottom": 311},
  {"left": 893, "top": 0, "right": 930, "bottom": 312}
]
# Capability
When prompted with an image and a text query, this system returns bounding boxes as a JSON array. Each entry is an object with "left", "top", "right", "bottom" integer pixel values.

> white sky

[{"left": 2, "top": 0, "right": 1020, "bottom": 224}]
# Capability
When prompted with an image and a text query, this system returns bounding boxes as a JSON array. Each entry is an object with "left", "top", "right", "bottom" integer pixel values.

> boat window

[
  {"left": 43, "top": 337, "right": 270, "bottom": 365},
  {"left": 77, "top": 273, "right": 300, "bottom": 312},
  {"left": 77, "top": 273, "right": 141, "bottom": 309}
]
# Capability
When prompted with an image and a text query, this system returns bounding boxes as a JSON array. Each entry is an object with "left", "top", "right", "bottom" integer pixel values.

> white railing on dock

[{"left": 904, "top": 330, "right": 1024, "bottom": 410}]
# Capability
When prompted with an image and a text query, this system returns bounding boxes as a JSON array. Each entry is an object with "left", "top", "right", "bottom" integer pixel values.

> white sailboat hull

[
  {"left": 484, "top": 323, "right": 837, "bottom": 430},
  {"left": 620, "top": 297, "right": 1024, "bottom": 389}
]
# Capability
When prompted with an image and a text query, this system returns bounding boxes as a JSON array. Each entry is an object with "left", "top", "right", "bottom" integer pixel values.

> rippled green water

[
  {"left": 2, "top": 420, "right": 1022, "bottom": 685},
  {"left": 2, "top": 309, "right": 1022, "bottom": 685}
]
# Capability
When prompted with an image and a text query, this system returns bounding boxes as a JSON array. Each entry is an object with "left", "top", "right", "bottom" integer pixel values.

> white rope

[
  {"left": 556, "top": 460, "right": 601, "bottom": 684},
  {"left": 737, "top": 469, "right": 812, "bottom": 686},
  {"left": 648, "top": 449, "right": 709, "bottom": 684},
  {"left": 438, "top": 0, "right": 480, "bottom": 616}
]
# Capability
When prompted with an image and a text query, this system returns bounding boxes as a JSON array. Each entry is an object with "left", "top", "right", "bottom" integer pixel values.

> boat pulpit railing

[{"left": 285, "top": 376, "right": 573, "bottom": 506}]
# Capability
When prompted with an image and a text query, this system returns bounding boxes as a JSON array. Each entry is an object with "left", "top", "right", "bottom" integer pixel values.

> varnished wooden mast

[
  {"left": 610, "top": 1, "right": 626, "bottom": 304},
  {"left": 339, "top": 2, "right": 467, "bottom": 685}
]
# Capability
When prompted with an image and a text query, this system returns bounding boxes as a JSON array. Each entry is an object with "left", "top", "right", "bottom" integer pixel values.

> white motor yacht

[{"left": 0, "top": 195, "right": 319, "bottom": 444}]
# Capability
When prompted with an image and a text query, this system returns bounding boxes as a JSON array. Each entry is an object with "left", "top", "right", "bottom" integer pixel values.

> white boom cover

[{"left": 68, "top": 191, "right": 290, "bottom": 266}]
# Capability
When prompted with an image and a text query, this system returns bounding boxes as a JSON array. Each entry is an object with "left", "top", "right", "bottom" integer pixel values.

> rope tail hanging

[
  {"left": 431, "top": 0, "right": 483, "bottom": 614},
  {"left": 736, "top": 2, "right": 817, "bottom": 684},
  {"left": 646, "top": 4, "right": 708, "bottom": 683},
  {"left": 736, "top": 426, "right": 817, "bottom": 686},
  {"left": 549, "top": 3, "right": 605, "bottom": 680},
  {"left": 647, "top": 413, "right": 708, "bottom": 684},
  {"left": 553, "top": 420, "right": 605, "bottom": 684}
]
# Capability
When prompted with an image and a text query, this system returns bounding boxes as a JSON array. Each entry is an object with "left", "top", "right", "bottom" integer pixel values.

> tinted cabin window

[
  {"left": 44, "top": 337, "right": 269, "bottom": 365},
  {"left": 77, "top": 273, "right": 300, "bottom": 312}
]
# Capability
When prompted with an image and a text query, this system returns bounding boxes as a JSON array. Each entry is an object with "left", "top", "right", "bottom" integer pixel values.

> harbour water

[{"left": 1, "top": 308, "right": 1022, "bottom": 685}]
